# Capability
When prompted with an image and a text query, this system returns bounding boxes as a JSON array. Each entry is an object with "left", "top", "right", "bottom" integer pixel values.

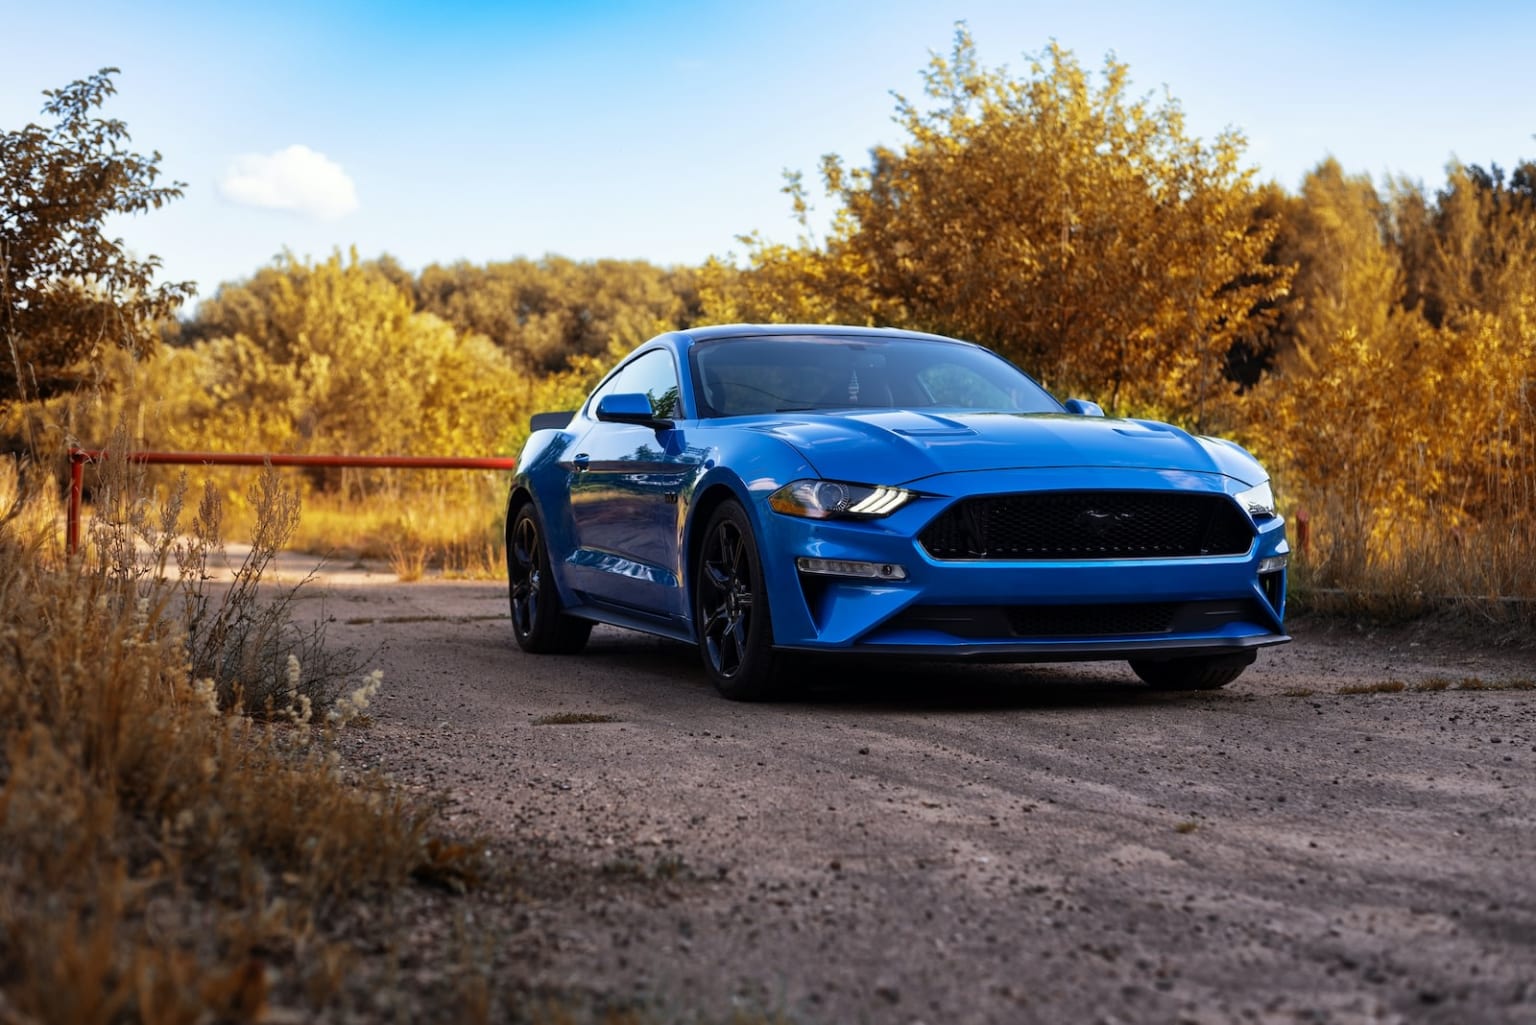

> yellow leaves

[{"left": 724, "top": 30, "right": 1283, "bottom": 424}]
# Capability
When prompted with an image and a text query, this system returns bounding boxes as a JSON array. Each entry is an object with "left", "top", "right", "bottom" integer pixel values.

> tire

[
  {"left": 693, "top": 501, "right": 783, "bottom": 701},
  {"left": 507, "top": 504, "right": 592, "bottom": 655},
  {"left": 1129, "top": 652, "right": 1255, "bottom": 690}
]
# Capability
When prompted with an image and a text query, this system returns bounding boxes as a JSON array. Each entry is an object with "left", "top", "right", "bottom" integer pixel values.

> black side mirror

[{"left": 596, "top": 392, "right": 673, "bottom": 429}]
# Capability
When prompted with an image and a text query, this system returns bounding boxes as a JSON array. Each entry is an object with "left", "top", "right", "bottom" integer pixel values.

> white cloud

[{"left": 219, "top": 144, "right": 358, "bottom": 220}]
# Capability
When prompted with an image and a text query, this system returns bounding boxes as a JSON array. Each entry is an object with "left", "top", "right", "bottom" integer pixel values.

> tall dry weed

[{"left": 1291, "top": 489, "right": 1536, "bottom": 634}]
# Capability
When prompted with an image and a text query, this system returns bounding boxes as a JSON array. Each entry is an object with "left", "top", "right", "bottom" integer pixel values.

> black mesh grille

[
  {"left": 919, "top": 491, "right": 1254, "bottom": 560},
  {"left": 1008, "top": 603, "right": 1178, "bottom": 636}
]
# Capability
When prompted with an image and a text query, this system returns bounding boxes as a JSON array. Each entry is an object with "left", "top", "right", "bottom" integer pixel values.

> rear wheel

[
  {"left": 1129, "top": 652, "right": 1255, "bottom": 690},
  {"left": 507, "top": 504, "right": 591, "bottom": 654},
  {"left": 694, "top": 501, "right": 783, "bottom": 701}
]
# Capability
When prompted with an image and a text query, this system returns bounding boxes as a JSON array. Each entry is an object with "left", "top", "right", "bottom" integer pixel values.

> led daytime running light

[{"left": 849, "top": 486, "right": 908, "bottom": 516}]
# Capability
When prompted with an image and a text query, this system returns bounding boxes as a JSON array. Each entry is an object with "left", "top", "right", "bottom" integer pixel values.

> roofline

[{"left": 670, "top": 323, "right": 975, "bottom": 346}]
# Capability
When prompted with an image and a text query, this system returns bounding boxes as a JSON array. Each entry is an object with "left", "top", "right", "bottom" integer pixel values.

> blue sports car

[{"left": 506, "top": 324, "right": 1289, "bottom": 700}]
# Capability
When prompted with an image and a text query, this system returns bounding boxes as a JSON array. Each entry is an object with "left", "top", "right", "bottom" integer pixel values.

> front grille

[
  {"left": 890, "top": 600, "right": 1263, "bottom": 640},
  {"left": 919, "top": 491, "right": 1254, "bottom": 561}
]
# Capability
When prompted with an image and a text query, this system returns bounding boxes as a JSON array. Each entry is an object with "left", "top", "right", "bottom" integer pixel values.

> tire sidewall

[
  {"left": 694, "top": 501, "right": 779, "bottom": 699},
  {"left": 508, "top": 503, "right": 591, "bottom": 654}
]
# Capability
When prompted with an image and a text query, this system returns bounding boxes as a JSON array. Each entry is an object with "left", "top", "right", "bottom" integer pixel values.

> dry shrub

[
  {"left": 78, "top": 433, "right": 365, "bottom": 719},
  {"left": 0, "top": 439, "right": 468, "bottom": 1023},
  {"left": 1290, "top": 491, "right": 1536, "bottom": 637}
]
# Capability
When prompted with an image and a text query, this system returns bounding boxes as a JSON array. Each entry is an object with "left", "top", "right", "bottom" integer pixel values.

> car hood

[{"left": 745, "top": 410, "right": 1267, "bottom": 487}]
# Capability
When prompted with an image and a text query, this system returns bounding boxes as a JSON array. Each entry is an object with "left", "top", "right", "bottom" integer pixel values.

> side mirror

[
  {"left": 1063, "top": 398, "right": 1105, "bottom": 417},
  {"left": 596, "top": 392, "right": 673, "bottom": 429}
]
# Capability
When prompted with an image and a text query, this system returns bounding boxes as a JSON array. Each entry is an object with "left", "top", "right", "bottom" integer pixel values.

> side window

[
  {"left": 584, "top": 368, "right": 625, "bottom": 420},
  {"left": 612, "top": 349, "right": 681, "bottom": 418}
]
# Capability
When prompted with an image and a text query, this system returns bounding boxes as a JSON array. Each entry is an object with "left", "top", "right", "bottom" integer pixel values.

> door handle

[{"left": 572, "top": 453, "right": 590, "bottom": 471}]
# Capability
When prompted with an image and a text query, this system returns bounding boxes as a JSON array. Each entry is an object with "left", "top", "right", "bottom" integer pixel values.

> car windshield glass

[{"left": 690, "top": 335, "right": 1063, "bottom": 418}]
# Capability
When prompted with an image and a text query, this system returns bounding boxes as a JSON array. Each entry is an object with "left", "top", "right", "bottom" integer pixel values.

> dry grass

[
  {"left": 532, "top": 712, "right": 621, "bottom": 726},
  {"left": 4, "top": 447, "right": 797, "bottom": 1024},
  {"left": 1289, "top": 676, "right": 1535, "bottom": 697},
  {"left": 0, "top": 450, "right": 475, "bottom": 1022},
  {"left": 288, "top": 487, "right": 506, "bottom": 580},
  {"left": 1288, "top": 498, "right": 1536, "bottom": 638},
  {"left": 209, "top": 480, "right": 508, "bottom": 581},
  {"left": 95, "top": 464, "right": 509, "bottom": 582},
  {"left": 388, "top": 537, "right": 431, "bottom": 582}
]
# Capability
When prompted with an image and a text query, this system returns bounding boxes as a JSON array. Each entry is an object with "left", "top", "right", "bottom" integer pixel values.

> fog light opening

[
  {"left": 1258, "top": 556, "right": 1287, "bottom": 612},
  {"left": 796, "top": 557, "right": 908, "bottom": 581}
]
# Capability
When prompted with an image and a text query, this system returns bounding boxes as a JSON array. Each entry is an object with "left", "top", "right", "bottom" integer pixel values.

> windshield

[{"left": 690, "top": 334, "right": 1063, "bottom": 418}]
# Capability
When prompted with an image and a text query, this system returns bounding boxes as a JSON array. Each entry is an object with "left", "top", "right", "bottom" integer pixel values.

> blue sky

[{"left": 6, "top": 1, "right": 1534, "bottom": 305}]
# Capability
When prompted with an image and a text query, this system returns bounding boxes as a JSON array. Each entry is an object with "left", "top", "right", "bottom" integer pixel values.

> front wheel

[
  {"left": 1129, "top": 652, "right": 1255, "bottom": 690},
  {"left": 507, "top": 504, "right": 592, "bottom": 654},
  {"left": 693, "top": 501, "right": 783, "bottom": 701}
]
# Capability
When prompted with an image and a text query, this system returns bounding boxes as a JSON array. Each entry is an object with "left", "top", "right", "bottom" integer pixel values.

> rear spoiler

[{"left": 529, "top": 411, "right": 575, "bottom": 431}]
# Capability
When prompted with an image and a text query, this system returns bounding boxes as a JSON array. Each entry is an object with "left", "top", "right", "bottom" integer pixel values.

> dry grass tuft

[
  {"left": 388, "top": 537, "right": 431, "bottom": 582},
  {"left": 1292, "top": 675, "right": 1536, "bottom": 697},
  {"left": 532, "top": 712, "right": 621, "bottom": 726}
]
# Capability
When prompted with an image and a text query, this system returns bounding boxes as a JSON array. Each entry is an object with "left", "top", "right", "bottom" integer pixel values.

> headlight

[
  {"left": 1234, "top": 481, "right": 1276, "bottom": 519},
  {"left": 769, "top": 479, "right": 914, "bottom": 519}
]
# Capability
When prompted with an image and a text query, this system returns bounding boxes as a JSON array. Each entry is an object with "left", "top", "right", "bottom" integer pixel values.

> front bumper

[{"left": 756, "top": 469, "right": 1290, "bottom": 661}]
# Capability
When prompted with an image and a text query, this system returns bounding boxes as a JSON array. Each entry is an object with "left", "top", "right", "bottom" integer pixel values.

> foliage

[
  {"left": 0, "top": 68, "right": 193, "bottom": 409},
  {"left": 70, "top": 251, "right": 528, "bottom": 504},
  {"left": 411, "top": 256, "right": 701, "bottom": 372},
  {"left": 706, "top": 30, "right": 1288, "bottom": 424},
  {"left": 1245, "top": 159, "right": 1536, "bottom": 610}
]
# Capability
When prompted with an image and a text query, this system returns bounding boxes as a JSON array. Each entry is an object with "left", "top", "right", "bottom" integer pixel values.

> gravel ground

[{"left": 292, "top": 562, "right": 1536, "bottom": 1025}]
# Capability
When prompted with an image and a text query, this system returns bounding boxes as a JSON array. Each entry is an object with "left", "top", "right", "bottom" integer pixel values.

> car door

[{"left": 565, "top": 349, "right": 696, "bottom": 619}]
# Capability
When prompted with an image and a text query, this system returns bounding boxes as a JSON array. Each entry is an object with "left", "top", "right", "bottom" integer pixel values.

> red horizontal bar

[{"left": 70, "top": 450, "right": 517, "bottom": 471}]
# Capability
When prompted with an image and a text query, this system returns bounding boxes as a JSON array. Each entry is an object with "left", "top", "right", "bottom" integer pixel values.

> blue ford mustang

[{"left": 506, "top": 324, "right": 1289, "bottom": 700}]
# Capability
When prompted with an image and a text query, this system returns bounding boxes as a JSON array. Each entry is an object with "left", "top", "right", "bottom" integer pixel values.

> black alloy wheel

[
  {"left": 694, "top": 501, "right": 782, "bottom": 700},
  {"left": 507, "top": 504, "right": 591, "bottom": 654}
]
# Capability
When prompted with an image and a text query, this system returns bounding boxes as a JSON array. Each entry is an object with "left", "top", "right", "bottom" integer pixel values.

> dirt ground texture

[{"left": 285, "top": 557, "right": 1536, "bottom": 1025}]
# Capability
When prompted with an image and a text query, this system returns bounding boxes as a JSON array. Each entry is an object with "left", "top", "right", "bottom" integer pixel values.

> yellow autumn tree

[
  {"left": 710, "top": 29, "right": 1287, "bottom": 424},
  {"left": 74, "top": 251, "right": 525, "bottom": 502},
  {"left": 1249, "top": 160, "right": 1536, "bottom": 596}
]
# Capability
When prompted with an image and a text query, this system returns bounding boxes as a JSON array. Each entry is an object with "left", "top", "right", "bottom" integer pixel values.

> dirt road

[{"left": 301, "top": 564, "right": 1535, "bottom": 1024}]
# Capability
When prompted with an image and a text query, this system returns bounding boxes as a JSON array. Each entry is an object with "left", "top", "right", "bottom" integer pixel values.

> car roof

[{"left": 671, "top": 323, "right": 974, "bottom": 347}]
